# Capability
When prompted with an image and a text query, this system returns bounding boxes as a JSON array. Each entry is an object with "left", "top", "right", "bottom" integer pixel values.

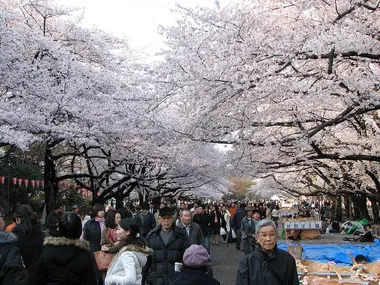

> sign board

[{"left": 284, "top": 221, "right": 322, "bottom": 230}]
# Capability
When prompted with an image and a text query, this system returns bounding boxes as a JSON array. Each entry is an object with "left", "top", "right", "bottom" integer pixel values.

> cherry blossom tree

[{"left": 153, "top": 0, "right": 380, "bottom": 211}]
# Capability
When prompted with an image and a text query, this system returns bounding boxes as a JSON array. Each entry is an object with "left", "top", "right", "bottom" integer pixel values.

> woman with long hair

[
  {"left": 210, "top": 205, "right": 221, "bottom": 245},
  {"left": 35, "top": 212, "right": 97, "bottom": 285},
  {"left": 105, "top": 218, "right": 153, "bottom": 285},
  {"left": 101, "top": 210, "right": 122, "bottom": 252},
  {"left": 12, "top": 204, "right": 44, "bottom": 284}
]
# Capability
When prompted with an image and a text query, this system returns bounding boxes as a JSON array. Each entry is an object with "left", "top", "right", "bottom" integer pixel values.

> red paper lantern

[
  {"left": 0, "top": 177, "right": 5, "bottom": 184},
  {"left": 12, "top": 178, "right": 17, "bottom": 185},
  {"left": 17, "top": 178, "right": 22, "bottom": 186},
  {"left": 40, "top": 180, "right": 44, "bottom": 187},
  {"left": 31, "top": 180, "right": 36, "bottom": 187},
  {"left": 35, "top": 180, "right": 40, "bottom": 188},
  {"left": 24, "top": 180, "right": 29, "bottom": 187}
]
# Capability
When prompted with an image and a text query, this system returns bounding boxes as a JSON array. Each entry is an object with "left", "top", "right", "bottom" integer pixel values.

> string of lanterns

[{"left": 0, "top": 176, "right": 44, "bottom": 188}]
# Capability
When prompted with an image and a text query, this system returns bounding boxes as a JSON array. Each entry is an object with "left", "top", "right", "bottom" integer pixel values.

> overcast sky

[{"left": 64, "top": 0, "right": 227, "bottom": 56}]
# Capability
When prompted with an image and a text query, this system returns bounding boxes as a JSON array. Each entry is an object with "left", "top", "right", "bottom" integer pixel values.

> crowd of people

[{"left": 0, "top": 200, "right": 301, "bottom": 285}]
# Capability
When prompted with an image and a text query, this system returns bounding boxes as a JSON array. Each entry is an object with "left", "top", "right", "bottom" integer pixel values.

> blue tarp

[{"left": 277, "top": 239, "right": 380, "bottom": 265}]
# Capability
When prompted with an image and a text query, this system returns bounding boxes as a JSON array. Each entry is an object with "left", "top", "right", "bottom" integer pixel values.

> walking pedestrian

[
  {"left": 105, "top": 218, "right": 153, "bottom": 285},
  {"left": 143, "top": 207, "right": 189, "bottom": 285},
  {"left": 170, "top": 245, "right": 220, "bottom": 285},
  {"left": 35, "top": 212, "right": 97, "bottom": 285},
  {"left": 236, "top": 219, "right": 299, "bottom": 285}
]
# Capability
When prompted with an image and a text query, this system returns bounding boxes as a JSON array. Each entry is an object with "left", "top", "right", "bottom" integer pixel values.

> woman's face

[
  {"left": 116, "top": 225, "right": 130, "bottom": 241},
  {"left": 97, "top": 210, "right": 105, "bottom": 218},
  {"left": 114, "top": 213, "right": 121, "bottom": 225}
]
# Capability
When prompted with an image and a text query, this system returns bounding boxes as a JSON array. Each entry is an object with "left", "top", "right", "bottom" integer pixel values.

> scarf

[
  {"left": 107, "top": 228, "right": 118, "bottom": 244},
  {"left": 95, "top": 217, "right": 105, "bottom": 234}
]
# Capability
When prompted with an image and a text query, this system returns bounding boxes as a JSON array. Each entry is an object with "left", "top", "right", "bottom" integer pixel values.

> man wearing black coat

[
  {"left": 143, "top": 207, "right": 190, "bottom": 285},
  {"left": 192, "top": 205, "right": 212, "bottom": 254},
  {"left": 136, "top": 202, "right": 156, "bottom": 238},
  {"left": 230, "top": 203, "right": 246, "bottom": 251},
  {"left": 236, "top": 219, "right": 299, "bottom": 285}
]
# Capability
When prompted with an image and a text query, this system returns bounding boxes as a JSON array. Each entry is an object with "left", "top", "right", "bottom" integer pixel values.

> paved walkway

[{"left": 211, "top": 242, "right": 244, "bottom": 285}]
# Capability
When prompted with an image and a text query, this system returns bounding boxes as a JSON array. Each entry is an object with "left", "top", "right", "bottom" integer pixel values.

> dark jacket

[
  {"left": 46, "top": 211, "right": 61, "bottom": 237},
  {"left": 0, "top": 232, "right": 30, "bottom": 285},
  {"left": 236, "top": 244, "right": 299, "bottom": 285},
  {"left": 192, "top": 213, "right": 212, "bottom": 237},
  {"left": 176, "top": 221, "right": 204, "bottom": 246},
  {"left": 136, "top": 211, "right": 156, "bottom": 237},
  {"left": 12, "top": 224, "right": 44, "bottom": 283},
  {"left": 170, "top": 267, "right": 220, "bottom": 285},
  {"left": 35, "top": 237, "right": 97, "bottom": 285},
  {"left": 143, "top": 224, "right": 190, "bottom": 285},
  {"left": 82, "top": 219, "right": 101, "bottom": 253},
  {"left": 231, "top": 208, "right": 246, "bottom": 230}
]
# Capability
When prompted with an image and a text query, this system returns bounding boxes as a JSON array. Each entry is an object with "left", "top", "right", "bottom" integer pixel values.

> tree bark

[
  {"left": 351, "top": 195, "right": 362, "bottom": 219},
  {"left": 44, "top": 142, "right": 59, "bottom": 215},
  {"left": 360, "top": 194, "right": 371, "bottom": 221},
  {"left": 370, "top": 198, "right": 380, "bottom": 224}
]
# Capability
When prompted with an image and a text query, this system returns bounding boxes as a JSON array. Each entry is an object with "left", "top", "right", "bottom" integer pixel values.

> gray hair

[{"left": 256, "top": 219, "right": 276, "bottom": 234}]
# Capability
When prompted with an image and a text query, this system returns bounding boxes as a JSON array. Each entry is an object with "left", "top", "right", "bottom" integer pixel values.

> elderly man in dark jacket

[
  {"left": 143, "top": 207, "right": 190, "bottom": 285},
  {"left": 236, "top": 219, "right": 299, "bottom": 285},
  {"left": 176, "top": 209, "right": 204, "bottom": 246}
]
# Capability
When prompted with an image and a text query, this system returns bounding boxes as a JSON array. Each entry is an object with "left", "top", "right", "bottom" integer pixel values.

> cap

[
  {"left": 72, "top": 204, "right": 79, "bottom": 209},
  {"left": 246, "top": 206, "right": 255, "bottom": 211},
  {"left": 183, "top": 245, "right": 209, "bottom": 268},
  {"left": 159, "top": 207, "right": 174, "bottom": 217}
]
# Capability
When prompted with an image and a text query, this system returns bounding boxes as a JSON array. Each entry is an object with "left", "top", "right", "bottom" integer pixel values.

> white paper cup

[{"left": 174, "top": 262, "right": 182, "bottom": 272}]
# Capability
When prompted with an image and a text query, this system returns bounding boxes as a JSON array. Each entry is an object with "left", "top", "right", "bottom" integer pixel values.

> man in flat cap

[{"left": 143, "top": 207, "right": 189, "bottom": 285}]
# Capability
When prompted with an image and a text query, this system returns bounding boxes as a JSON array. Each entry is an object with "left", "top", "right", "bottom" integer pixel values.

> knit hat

[{"left": 183, "top": 245, "right": 209, "bottom": 268}]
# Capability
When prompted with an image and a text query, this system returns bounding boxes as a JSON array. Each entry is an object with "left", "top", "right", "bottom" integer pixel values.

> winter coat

[
  {"left": 170, "top": 267, "right": 220, "bottom": 285},
  {"left": 105, "top": 244, "right": 153, "bottom": 285},
  {"left": 236, "top": 244, "right": 299, "bottom": 285},
  {"left": 12, "top": 225, "right": 44, "bottom": 283},
  {"left": 240, "top": 217, "right": 257, "bottom": 239},
  {"left": 35, "top": 236, "right": 97, "bottom": 285},
  {"left": 46, "top": 211, "right": 61, "bottom": 237},
  {"left": 143, "top": 225, "right": 190, "bottom": 285},
  {"left": 231, "top": 208, "right": 246, "bottom": 230},
  {"left": 223, "top": 210, "right": 231, "bottom": 232},
  {"left": 136, "top": 212, "right": 156, "bottom": 237},
  {"left": 82, "top": 219, "right": 102, "bottom": 253},
  {"left": 192, "top": 213, "right": 212, "bottom": 237},
  {"left": 176, "top": 221, "right": 204, "bottom": 246},
  {"left": 0, "top": 232, "right": 30, "bottom": 285}
]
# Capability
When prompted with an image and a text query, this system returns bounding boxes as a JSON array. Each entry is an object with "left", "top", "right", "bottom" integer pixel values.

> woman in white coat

[
  {"left": 105, "top": 218, "right": 153, "bottom": 285},
  {"left": 220, "top": 206, "right": 231, "bottom": 243}
]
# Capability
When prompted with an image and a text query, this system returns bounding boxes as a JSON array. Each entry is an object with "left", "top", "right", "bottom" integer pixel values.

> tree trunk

[
  {"left": 334, "top": 195, "right": 342, "bottom": 221},
  {"left": 344, "top": 195, "right": 352, "bottom": 220},
  {"left": 116, "top": 196, "right": 124, "bottom": 209},
  {"left": 351, "top": 195, "right": 362, "bottom": 219},
  {"left": 360, "top": 194, "right": 371, "bottom": 221},
  {"left": 369, "top": 198, "right": 380, "bottom": 224},
  {"left": 44, "top": 143, "right": 58, "bottom": 215}
]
